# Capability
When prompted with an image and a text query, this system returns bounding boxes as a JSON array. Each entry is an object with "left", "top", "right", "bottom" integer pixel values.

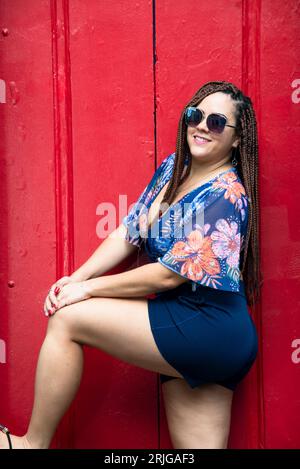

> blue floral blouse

[{"left": 122, "top": 152, "right": 249, "bottom": 294}]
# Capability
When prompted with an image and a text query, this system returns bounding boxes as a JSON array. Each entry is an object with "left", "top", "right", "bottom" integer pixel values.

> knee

[{"left": 46, "top": 303, "right": 79, "bottom": 336}]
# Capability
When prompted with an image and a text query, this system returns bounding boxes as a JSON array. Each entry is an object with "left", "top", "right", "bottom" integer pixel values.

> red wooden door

[{"left": 1, "top": 0, "right": 299, "bottom": 449}]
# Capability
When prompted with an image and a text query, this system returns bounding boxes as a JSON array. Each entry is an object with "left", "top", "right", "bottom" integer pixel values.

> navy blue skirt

[{"left": 147, "top": 281, "right": 258, "bottom": 391}]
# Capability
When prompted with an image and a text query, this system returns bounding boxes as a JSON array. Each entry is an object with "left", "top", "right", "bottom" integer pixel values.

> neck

[{"left": 188, "top": 156, "right": 233, "bottom": 180}]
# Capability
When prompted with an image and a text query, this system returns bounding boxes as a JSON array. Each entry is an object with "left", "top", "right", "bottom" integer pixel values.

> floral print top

[{"left": 122, "top": 152, "right": 249, "bottom": 294}]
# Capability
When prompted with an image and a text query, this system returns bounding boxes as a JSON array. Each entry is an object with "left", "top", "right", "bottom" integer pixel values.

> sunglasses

[{"left": 184, "top": 106, "right": 236, "bottom": 134}]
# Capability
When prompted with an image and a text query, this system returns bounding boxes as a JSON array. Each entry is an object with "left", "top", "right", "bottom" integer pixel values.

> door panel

[{"left": 1, "top": 0, "right": 299, "bottom": 449}]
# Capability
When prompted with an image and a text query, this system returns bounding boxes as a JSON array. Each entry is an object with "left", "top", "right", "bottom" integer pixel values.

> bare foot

[{"left": 0, "top": 431, "right": 33, "bottom": 449}]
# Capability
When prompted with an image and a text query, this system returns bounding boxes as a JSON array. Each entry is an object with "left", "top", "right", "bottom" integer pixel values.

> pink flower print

[{"left": 210, "top": 219, "right": 240, "bottom": 269}]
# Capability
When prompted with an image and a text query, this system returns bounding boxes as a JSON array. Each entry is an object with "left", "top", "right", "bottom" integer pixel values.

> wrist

[
  {"left": 80, "top": 280, "right": 93, "bottom": 299},
  {"left": 69, "top": 271, "right": 88, "bottom": 282},
  {"left": 84, "top": 278, "right": 98, "bottom": 297}
]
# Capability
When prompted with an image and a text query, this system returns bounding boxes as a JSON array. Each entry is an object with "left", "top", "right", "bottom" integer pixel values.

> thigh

[
  {"left": 161, "top": 378, "right": 233, "bottom": 449},
  {"left": 46, "top": 297, "right": 185, "bottom": 380}
]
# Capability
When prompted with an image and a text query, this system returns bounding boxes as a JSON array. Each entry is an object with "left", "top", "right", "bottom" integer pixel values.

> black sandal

[{"left": 0, "top": 424, "right": 12, "bottom": 449}]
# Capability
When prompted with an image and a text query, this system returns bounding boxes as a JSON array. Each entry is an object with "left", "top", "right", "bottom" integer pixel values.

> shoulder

[
  {"left": 207, "top": 168, "right": 248, "bottom": 220},
  {"left": 185, "top": 168, "right": 248, "bottom": 232},
  {"left": 157, "top": 151, "right": 176, "bottom": 174},
  {"left": 152, "top": 152, "right": 176, "bottom": 187}
]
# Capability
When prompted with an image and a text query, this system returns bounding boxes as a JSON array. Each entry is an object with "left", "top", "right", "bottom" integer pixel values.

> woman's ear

[{"left": 232, "top": 137, "right": 240, "bottom": 148}]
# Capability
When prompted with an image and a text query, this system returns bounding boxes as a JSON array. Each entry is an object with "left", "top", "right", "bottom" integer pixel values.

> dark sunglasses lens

[
  {"left": 207, "top": 114, "right": 226, "bottom": 133},
  {"left": 185, "top": 107, "right": 202, "bottom": 127}
]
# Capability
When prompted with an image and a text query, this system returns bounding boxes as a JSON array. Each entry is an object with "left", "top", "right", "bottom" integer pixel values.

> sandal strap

[{"left": 0, "top": 424, "right": 12, "bottom": 449}]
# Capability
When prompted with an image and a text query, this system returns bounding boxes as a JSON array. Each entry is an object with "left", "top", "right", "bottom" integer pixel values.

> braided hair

[{"left": 161, "top": 80, "right": 263, "bottom": 308}]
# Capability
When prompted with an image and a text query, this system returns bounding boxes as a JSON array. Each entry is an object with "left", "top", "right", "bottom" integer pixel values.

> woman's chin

[{"left": 189, "top": 148, "right": 212, "bottom": 159}]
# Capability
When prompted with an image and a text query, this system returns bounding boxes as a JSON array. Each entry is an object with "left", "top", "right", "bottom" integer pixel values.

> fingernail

[{"left": 45, "top": 312, "right": 49, "bottom": 317}]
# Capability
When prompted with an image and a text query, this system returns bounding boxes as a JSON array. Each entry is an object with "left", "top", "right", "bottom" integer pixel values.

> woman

[{"left": 0, "top": 80, "right": 262, "bottom": 449}]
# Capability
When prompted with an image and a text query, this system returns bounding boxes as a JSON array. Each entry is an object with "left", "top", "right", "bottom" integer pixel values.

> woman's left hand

[{"left": 49, "top": 281, "right": 91, "bottom": 316}]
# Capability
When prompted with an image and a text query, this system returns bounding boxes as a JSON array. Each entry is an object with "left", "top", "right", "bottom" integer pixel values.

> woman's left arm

[{"left": 84, "top": 262, "right": 187, "bottom": 298}]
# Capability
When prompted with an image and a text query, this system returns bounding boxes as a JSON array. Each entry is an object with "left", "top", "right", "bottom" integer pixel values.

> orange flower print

[
  {"left": 212, "top": 171, "right": 246, "bottom": 204},
  {"left": 210, "top": 218, "right": 240, "bottom": 269},
  {"left": 170, "top": 229, "right": 220, "bottom": 281}
]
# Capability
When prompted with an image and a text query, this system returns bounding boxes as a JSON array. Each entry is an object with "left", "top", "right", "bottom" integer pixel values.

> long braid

[{"left": 161, "top": 81, "right": 263, "bottom": 308}]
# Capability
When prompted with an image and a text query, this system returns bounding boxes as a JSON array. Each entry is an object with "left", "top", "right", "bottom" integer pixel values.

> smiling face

[{"left": 186, "top": 92, "right": 240, "bottom": 167}]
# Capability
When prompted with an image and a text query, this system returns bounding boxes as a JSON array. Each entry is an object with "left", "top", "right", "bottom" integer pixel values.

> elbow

[
  {"left": 164, "top": 270, "right": 189, "bottom": 290},
  {"left": 155, "top": 261, "right": 188, "bottom": 290},
  {"left": 170, "top": 275, "right": 189, "bottom": 289}
]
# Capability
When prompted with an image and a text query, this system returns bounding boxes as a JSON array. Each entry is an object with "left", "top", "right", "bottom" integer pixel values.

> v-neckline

[{"left": 147, "top": 165, "right": 237, "bottom": 232}]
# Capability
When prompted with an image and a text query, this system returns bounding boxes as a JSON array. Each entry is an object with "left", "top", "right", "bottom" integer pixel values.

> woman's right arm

[
  {"left": 69, "top": 223, "right": 138, "bottom": 282},
  {"left": 69, "top": 153, "right": 174, "bottom": 283}
]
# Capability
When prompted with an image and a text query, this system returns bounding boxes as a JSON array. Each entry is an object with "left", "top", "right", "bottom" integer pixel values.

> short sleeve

[
  {"left": 122, "top": 152, "right": 175, "bottom": 248},
  {"left": 157, "top": 179, "right": 249, "bottom": 293}
]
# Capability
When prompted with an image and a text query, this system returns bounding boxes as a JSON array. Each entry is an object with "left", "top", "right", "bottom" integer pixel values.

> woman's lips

[{"left": 193, "top": 135, "right": 211, "bottom": 145}]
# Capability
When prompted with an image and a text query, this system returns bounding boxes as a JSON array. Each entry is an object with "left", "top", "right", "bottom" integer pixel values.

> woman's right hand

[{"left": 43, "top": 275, "right": 75, "bottom": 317}]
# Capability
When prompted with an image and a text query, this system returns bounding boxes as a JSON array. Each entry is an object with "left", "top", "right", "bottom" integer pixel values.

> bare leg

[
  {"left": 0, "top": 328, "right": 83, "bottom": 449},
  {"left": 1, "top": 294, "right": 186, "bottom": 449},
  {"left": 26, "top": 329, "right": 83, "bottom": 449}
]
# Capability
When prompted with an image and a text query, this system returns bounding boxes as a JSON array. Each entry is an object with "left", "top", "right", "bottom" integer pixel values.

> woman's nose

[{"left": 196, "top": 117, "right": 210, "bottom": 134}]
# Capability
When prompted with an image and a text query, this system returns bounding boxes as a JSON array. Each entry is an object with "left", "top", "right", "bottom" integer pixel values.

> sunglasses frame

[{"left": 184, "top": 106, "right": 237, "bottom": 134}]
